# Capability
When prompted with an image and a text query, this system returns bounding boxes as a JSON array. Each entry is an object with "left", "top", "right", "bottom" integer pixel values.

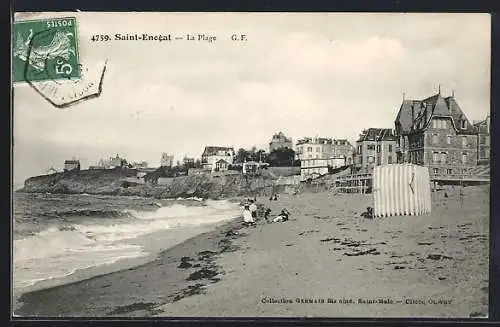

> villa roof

[
  {"left": 215, "top": 159, "right": 229, "bottom": 164},
  {"left": 297, "top": 137, "right": 353, "bottom": 146},
  {"left": 474, "top": 116, "right": 490, "bottom": 134},
  {"left": 395, "top": 93, "right": 477, "bottom": 135},
  {"left": 202, "top": 146, "right": 234, "bottom": 156},
  {"left": 357, "top": 128, "right": 396, "bottom": 142}
]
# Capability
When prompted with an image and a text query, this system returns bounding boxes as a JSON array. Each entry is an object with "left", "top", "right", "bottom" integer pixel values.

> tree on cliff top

[
  {"left": 234, "top": 148, "right": 248, "bottom": 163},
  {"left": 266, "top": 148, "right": 300, "bottom": 167},
  {"left": 234, "top": 147, "right": 267, "bottom": 163}
]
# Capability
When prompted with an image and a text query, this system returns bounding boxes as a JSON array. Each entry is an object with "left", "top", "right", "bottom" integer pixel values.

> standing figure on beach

[
  {"left": 249, "top": 199, "right": 258, "bottom": 221},
  {"left": 243, "top": 204, "right": 255, "bottom": 224},
  {"left": 268, "top": 193, "right": 279, "bottom": 201}
]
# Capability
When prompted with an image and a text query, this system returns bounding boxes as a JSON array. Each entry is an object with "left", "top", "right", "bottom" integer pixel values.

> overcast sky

[{"left": 13, "top": 12, "right": 490, "bottom": 185}]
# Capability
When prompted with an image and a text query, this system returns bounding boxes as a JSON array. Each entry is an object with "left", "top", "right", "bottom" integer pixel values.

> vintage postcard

[{"left": 12, "top": 12, "right": 490, "bottom": 318}]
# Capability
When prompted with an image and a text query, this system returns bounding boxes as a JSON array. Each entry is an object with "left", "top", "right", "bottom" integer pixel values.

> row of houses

[
  {"left": 65, "top": 154, "right": 147, "bottom": 172},
  {"left": 61, "top": 89, "right": 489, "bottom": 182},
  {"left": 353, "top": 91, "right": 490, "bottom": 181},
  {"left": 87, "top": 154, "right": 128, "bottom": 170},
  {"left": 271, "top": 90, "right": 490, "bottom": 181}
]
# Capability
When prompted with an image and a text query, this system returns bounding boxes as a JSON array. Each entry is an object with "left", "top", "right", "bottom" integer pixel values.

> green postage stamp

[{"left": 12, "top": 17, "right": 80, "bottom": 82}]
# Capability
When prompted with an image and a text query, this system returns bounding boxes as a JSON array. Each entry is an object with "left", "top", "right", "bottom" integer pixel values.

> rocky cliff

[{"left": 19, "top": 168, "right": 278, "bottom": 199}]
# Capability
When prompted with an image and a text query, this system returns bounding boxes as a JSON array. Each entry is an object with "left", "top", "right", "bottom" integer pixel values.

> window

[
  {"left": 480, "top": 148, "right": 488, "bottom": 159},
  {"left": 432, "top": 152, "right": 439, "bottom": 163},
  {"left": 446, "top": 135, "right": 451, "bottom": 144},
  {"left": 315, "top": 147, "right": 320, "bottom": 153},
  {"left": 388, "top": 156, "right": 392, "bottom": 164},
  {"left": 462, "top": 137, "right": 467, "bottom": 147},
  {"left": 377, "top": 157, "right": 381, "bottom": 165},
  {"left": 480, "top": 135, "right": 486, "bottom": 145},
  {"left": 367, "top": 144, "right": 375, "bottom": 150},
  {"left": 368, "top": 156, "right": 374, "bottom": 163},
  {"left": 376, "top": 145, "right": 381, "bottom": 153},
  {"left": 432, "top": 118, "right": 448, "bottom": 129},
  {"left": 460, "top": 120, "right": 467, "bottom": 129},
  {"left": 388, "top": 144, "right": 393, "bottom": 152},
  {"left": 432, "top": 119, "right": 446, "bottom": 129},
  {"left": 307, "top": 147, "right": 312, "bottom": 152},
  {"left": 433, "top": 168, "right": 439, "bottom": 175},
  {"left": 462, "top": 152, "right": 467, "bottom": 165},
  {"left": 447, "top": 169, "right": 453, "bottom": 175},
  {"left": 357, "top": 145, "right": 362, "bottom": 154},
  {"left": 440, "top": 152, "right": 447, "bottom": 163},
  {"left": 432, "top": 134, "right": 439, "bottom": 144}
]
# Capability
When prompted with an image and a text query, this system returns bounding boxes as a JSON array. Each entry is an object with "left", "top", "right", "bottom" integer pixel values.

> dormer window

[
  {"left": 460, "top": 120, "right": 467, "bottom": 129},
  {"left": 432, "top": 118, "right": 446, "bottom": 129}
]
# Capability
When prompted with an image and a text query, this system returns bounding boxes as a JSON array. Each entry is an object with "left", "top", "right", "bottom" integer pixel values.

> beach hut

[{"left": 373, "top": 164, "right": 431, "bottom": 217}]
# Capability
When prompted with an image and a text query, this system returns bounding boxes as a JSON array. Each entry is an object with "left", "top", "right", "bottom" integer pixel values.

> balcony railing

[{"left": 335, "top": 173, "right": 372, "bottom": 181}]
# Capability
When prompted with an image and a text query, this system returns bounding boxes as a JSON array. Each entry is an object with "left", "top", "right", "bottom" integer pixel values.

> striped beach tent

[{"left": 373, "top": 164, "right": 431, "bottom": 217}]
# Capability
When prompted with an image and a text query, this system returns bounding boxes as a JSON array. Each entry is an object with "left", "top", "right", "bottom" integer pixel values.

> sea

[{"left": 12, "top": 192, "right": 242, "bottom": 292}]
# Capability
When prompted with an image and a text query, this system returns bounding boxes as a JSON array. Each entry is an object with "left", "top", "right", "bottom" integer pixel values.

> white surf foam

[
  {"left": 77, "top": 199, "right": 239, "bottom": 243},
  {"left": 13, "top": 199, "right": 240, "bottom": 289},
  {"left": 13, "top": 244, "right": 146, "bottom": 289}
]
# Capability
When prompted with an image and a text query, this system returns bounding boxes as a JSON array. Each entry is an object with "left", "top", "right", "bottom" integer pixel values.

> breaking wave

[{"left": 13, "top": 199, "right": 240, "bottom": 289}]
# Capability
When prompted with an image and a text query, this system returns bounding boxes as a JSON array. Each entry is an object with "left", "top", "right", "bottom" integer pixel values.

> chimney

[{"left": 411, "top": 104, "right": 415, "bottom": 124}]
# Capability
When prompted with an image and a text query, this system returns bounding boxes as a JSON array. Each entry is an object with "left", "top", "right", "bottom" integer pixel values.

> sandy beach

[{"left": 14, "top": 186, "right": 489, "bottom": 318}]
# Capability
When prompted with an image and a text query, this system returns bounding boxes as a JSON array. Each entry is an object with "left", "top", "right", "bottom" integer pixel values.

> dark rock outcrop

[{"left": 20, "top": 168, "right": 276, "bottom": 200}]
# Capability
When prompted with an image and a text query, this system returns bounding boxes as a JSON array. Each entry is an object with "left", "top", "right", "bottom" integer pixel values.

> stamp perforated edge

[{"left": 12, "top": 16, "right": 81, "bottom": 85}]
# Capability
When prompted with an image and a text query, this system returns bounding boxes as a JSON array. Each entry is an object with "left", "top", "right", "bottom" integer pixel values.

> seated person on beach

[
  {"left": 272, "top": 208, "right": 290, "bottom": 223},
  {"left": 361, "top": 206, "right": 374, "bottom": 219},
  {"left": 249, "top": 200, "right": 258, "bottom": 220},
  {"left": 264, "top": 208, "right": 272, "bottom": 222},
  {"left": 243, "top": 204, "right": 255, "bottom": 224}
]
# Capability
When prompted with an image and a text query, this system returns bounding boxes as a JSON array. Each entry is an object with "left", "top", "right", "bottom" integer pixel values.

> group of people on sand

[
  {"left": 242, "top": 194, "right": 290, "bottom": 226},
  {"left": 242, "top": 199, "right": 258, "bottom": 224}
]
